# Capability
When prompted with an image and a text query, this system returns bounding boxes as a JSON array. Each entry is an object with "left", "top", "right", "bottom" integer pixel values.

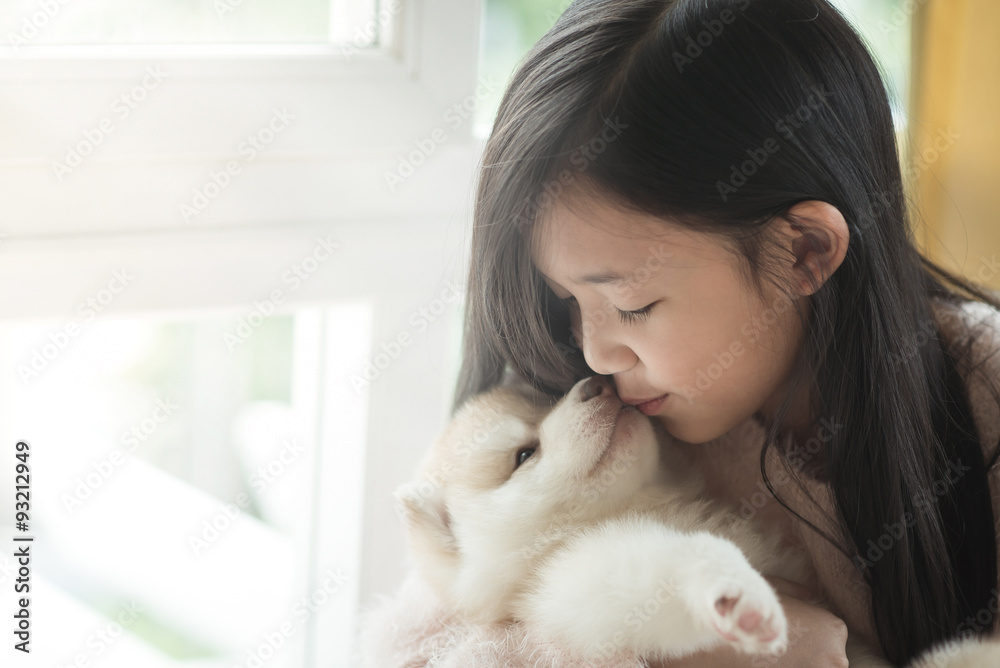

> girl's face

[{"left": 530, "top": 191, "right": 807, "bottom": 445}]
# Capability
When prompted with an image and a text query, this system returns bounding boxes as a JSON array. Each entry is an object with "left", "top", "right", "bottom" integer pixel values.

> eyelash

[
  {"left": 560, "top": 296, "right": 656, "bottom": 325},
  {"left": 617, "top": 303, "right": 655, "bottom": 324}
]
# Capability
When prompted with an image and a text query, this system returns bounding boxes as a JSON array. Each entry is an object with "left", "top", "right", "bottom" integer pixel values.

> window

[
  {"left": 0, "top": 0, "right": 479, "bottom": 666},
  {"left": 0, "top": 0, "right": 382, "bottom": 48}
]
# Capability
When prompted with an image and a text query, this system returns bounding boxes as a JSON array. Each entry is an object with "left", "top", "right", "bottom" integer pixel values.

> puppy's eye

[{"left": 514, "top": 442, "right": 538, "bottom": 470}]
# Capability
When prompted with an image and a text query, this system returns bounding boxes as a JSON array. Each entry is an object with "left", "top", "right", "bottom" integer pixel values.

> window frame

[{"left": 0, "top": 0, "right": 483, "bottom": 664}]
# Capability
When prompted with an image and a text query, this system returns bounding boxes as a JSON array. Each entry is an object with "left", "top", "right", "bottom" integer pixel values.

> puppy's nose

[{"left": 582, "top": 376, "right": 611, "bottom": 401}]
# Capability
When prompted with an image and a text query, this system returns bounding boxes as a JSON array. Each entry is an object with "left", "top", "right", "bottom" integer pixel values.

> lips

[{"left": 620, "top": 393, "right": 668, "bottom": 416}]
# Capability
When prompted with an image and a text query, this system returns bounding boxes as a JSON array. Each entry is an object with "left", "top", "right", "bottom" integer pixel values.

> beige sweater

[
  {"left": 357, "top": 297, "right": 1000, "bottom": 667},
  {"left": 681, "top": 296, "right": 1000, "bottom": 660}
]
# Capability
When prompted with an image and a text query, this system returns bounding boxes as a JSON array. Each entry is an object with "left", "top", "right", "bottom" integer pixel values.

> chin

[{"left": 657, "top": 415, "right": 732, "bottom": 445}]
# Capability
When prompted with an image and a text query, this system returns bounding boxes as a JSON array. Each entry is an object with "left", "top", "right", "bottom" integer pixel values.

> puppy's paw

[{"left": 702, "top": 576, "right": 788, "bottom": 655}]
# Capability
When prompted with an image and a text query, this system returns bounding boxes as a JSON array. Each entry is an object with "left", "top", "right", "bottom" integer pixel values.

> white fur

[
  {"left": 516, "top": 515, "right": 787, "bottom": 661},
  {"left": 356, "top": 570, "right": 648, "bottom": 668},
  {"left": 368, "top": 375, "right": 989, "bottom": 667},
  {"left": 907, "top": 635, "right": 1000, "bottom": 668}
]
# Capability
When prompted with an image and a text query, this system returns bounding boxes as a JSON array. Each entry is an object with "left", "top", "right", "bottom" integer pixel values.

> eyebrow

[{"left": 571, "top": 271, "right": 629, "bottom": 285}]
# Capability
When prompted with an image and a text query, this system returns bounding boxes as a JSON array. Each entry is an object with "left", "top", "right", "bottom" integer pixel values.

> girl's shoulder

[
  {"left": 932, "top": 294, "right": 1000, "bottom": 348},
  {"left": 931, "top": 295, "right": 1000, "bottom": 463}
]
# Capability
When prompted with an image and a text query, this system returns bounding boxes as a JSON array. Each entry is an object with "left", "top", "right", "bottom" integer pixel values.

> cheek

[
  {"left": 738, "top": 293, "right": 800, "bottom": 360},
  {"left": 645, "top": 301, "right": 773, "bottom": 394},
  {"left": 695, "top": 302, "right": 799, "bottom": 399},
  {"left": 646, "top": 308, "right": 747, "bottom": 378},
  {"left": 568, "top": 309, "right": 583, "bottom": 345}
]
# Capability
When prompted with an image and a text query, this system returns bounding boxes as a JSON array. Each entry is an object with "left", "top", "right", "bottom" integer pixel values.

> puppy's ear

[
  {"left": 499, "top": 366, "right": 533, "bottom": 391},
  {"left": 393, "top": 480, "right": 458, "bottom": 553},
  {"left": 499, "top": 367, "right": 558, "bottom": 407}
]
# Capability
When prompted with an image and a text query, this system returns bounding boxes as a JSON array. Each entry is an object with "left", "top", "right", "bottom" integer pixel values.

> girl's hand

[
  {"left": 760, "top": 575, "right": 850, "bottom": 668},
  {"left": 647, "top": 575, "right": 849, "bottom": 668}
]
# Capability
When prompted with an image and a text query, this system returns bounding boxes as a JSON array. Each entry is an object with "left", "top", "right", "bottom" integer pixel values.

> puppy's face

[{"left": 395, "top": 375, "right": 661, "bottom": 622}]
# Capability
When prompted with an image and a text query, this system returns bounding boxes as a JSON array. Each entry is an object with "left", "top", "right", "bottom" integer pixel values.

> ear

[
  {"left": 775, "top": 200, "right": 850, "bottom": 296},
  {"left": 499, "top": 365, "right": 533, "bottom": 391},
  {"left": 393, "top": 480, "right": 458, "bottom": 553},
  {"left": 499, "top": 365, "right": 558, "bottom": 407}
]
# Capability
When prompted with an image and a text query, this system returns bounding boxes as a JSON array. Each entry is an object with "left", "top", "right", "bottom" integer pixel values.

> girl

[{"left": 445, "top": 0, "right": 1000, "bottom": 666}]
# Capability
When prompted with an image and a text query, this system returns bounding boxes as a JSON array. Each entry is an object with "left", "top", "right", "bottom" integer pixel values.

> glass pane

[
  {"left": 0, "top": 309, "right": 339, "bottom": 666},
  {"left": 0, "top": 0, "right": 380, "bottom": 47}
]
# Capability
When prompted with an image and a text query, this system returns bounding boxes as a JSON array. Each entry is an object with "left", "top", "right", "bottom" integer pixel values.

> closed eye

[
  {"left": 561, "top": 295, "right": 657, "bottom": 325},
  {"left": 616, "top": 302, "right": 656, "bottom": 324}
]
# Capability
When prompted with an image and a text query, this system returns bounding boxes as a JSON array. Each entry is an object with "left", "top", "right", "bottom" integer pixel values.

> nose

[
  {"left": 581, "top": 375, "right": 612, "bottom": 401},
  {"left": 576, "top": 319, "right": 637, "bottom": 377}
]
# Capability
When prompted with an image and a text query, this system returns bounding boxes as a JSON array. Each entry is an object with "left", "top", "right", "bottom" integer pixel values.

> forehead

[
  {"left": 426, "top": 388, "right": 547, "bottom": 490},
  {"left": 529, "top": 189, "right": 725, "bottom": 282},
  {"left": 440, "top": 388, "right": 545, "bottom": 451}
]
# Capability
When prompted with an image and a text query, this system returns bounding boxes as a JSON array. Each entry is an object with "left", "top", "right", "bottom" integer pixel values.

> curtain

[{"left": 909, "top": 0, "right": 1000, "bottom": 290}]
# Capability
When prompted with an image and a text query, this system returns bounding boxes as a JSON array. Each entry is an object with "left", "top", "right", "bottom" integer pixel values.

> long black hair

[{"left": 454, "top": 0, "right": 1000, "bottom": 664}]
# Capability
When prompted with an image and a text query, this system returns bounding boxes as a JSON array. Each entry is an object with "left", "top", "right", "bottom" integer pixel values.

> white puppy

[{"left": 393, "top": 375, "right": 997, "bottom": 666}]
